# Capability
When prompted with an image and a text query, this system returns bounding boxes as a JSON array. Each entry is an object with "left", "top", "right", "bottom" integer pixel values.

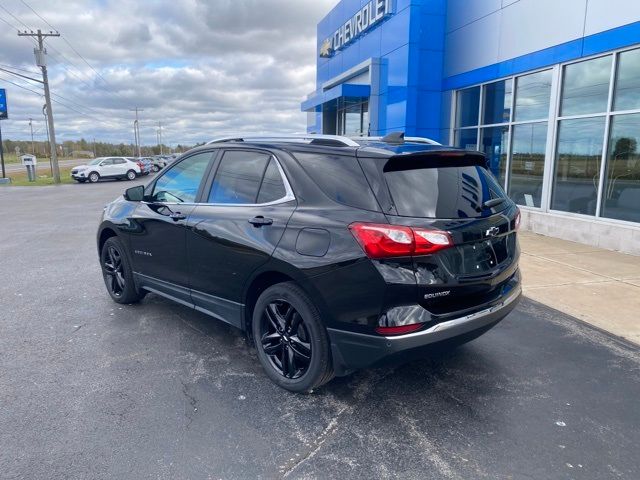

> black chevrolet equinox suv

[{"left": 97, "top": 133, "right": 521, "bottom": 392}]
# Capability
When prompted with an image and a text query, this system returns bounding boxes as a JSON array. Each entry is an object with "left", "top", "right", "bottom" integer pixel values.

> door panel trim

[
  {"left": 191, "top": 288, "right": 243, "bottom": 329},
  {"left": 133, "top": 272, "right": 244, "bottom": 329}
]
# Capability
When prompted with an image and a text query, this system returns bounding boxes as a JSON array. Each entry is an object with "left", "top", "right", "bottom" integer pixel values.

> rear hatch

[{"left": 358, "top": 149, "right": 520, "bottom": 316}]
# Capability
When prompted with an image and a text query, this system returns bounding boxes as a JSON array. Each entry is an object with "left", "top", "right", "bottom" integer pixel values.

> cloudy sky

[{"left": 0, "top": 0, "right": 337, "bottom": 146}]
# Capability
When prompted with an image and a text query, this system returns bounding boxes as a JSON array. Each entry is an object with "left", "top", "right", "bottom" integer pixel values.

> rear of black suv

[{"left": 273, "top": 142, "right": 521, "bottom": 377}]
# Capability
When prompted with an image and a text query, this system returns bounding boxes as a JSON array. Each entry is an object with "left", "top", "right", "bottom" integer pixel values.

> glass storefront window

[
  {"left": 483, "top": 79, "right": 512, "bottom": 125},
  {"left": 455, "top": 129, "right": 478, "bottom": 151},
  {"left": 560, "top": 56, "right": 612, "bottom": 117},
  {"left": 601, "top": 113, "right": 640, "bottom": 223},
  {"left": 613, "top": 48, "right": 640, "bottom": 112},
  {"left": 480, "top": 126, "right": 509, "bottom": 184},
  {"left": 514, "top": 70, "right": 552, "bottom": 122},
  {"left": 455, "top": 86, "right": 480, "bottom": 127},
  {"left": 337, "top": 98, "right": 368, "bottom": 136},
  {"left": 551, "top": 117, "right": 606, "bottom": 215},
  {"left": 508, "top": 122, "right": 548, "bottom": 207}
]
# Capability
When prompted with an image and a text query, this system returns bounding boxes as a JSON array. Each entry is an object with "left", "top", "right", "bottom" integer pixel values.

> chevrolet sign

[{"left": 320, "top": 0, "right": 394, "bottom": 58}]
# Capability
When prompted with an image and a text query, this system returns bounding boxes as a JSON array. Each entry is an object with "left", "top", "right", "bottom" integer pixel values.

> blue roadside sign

[{"left": 0, "top": 88, "right": 7, "bottom": 119}]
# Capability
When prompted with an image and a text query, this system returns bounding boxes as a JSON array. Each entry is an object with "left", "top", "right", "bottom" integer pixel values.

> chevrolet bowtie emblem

[
  {"left": 485, "top": 226, "right": 500, "bottom": 237},
  {"left": 319, "top": 38, "right": 334, "bottom": 58}
]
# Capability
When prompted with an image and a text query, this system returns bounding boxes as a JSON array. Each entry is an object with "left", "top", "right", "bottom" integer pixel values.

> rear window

[
  {"left": 384, "top": 165, "right": 508, "bottom": 218},
  {"left": 293, "top": 152, "right": 380, "bottom": 211}
]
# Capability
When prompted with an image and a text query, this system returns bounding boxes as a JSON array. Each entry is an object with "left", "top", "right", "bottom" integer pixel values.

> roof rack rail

[
  {"left": 206, "top": 134, "right": 360, "bottom": 147},
  {"left": 351, "top": 133, "right": 441, "bottom": 146}
]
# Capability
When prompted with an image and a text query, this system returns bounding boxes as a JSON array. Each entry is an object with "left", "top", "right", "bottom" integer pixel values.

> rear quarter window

[
  {"left": 293, "top": 152, "right": 380, "bottom": 211},
  {"left": 384, "top": 165, "right": 508, "bottom": 218}
]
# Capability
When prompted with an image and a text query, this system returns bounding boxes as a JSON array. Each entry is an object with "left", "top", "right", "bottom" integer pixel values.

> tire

[
  {"left": 152, "top": 165, "right": 159, "bottom": 173},
  {"left": 252, "top": 282, "right": 334, "bottom": 393},
  {"left": 126, "top": 169, "right": 137, "bottom": 181},
  {"left": 88, "top": 172, "right": 100, "bottom": 183},
  {"left": 100, "top": 237, "right": 146, "bottom": 304}
]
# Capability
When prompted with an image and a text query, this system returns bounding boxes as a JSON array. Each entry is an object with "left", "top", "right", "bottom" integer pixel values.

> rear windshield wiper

[{"left": 482, "top": 198, "right": 506, "bottom": 209}]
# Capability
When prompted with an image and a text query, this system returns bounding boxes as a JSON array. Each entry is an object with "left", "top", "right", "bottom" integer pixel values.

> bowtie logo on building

[
  {"left": 318, "top": 0, "right": 393, "bottom": 58},
  {"left": 319, "top": 38, "right": 334, "bottom": 58}
]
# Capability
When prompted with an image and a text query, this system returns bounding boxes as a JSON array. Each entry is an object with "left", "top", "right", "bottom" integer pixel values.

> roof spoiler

[{"left": 383, "top": 149, "right": 488, "bottom": 172}]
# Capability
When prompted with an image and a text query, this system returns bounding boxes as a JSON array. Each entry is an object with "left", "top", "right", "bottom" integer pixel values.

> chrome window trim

[{"left": 146, "top": 155, "right": 296, "bottom": 208}]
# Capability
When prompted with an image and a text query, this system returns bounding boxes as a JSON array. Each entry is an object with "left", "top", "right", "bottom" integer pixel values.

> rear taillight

[
  {"left": 349, "top": 222, "right": 453, "bottom": 259},
  {"left": 514, "top": 209, "right": 521, "bottom": 231},
  {"left": 375, "top": 323, "right": 424, "bottom": 336}
]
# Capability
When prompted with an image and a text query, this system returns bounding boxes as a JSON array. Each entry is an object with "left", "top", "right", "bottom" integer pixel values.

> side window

[
  {"left": 208, "top": 151, "right": 270, "bottom": 204},
  {"left": 114, "top": 158, "right": 126, "bottom": 165},
  {"left": 257, "top": 159, "right": 287, "bottom": 203},
  {"left": 293, "top": 152, "right": 380, "bottom": 211},
  {"left": 151, "top": 152, "right": 212, "bottom": 203},
  {"left": 101, "top": 158, "right": 114, "bottom": 166}
]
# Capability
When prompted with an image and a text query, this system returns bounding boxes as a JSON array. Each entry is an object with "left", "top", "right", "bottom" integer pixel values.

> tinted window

[
  {"left": 482, "top": 79, "right": 512, "bottom": 125},
  {"left": 614, "top": 48, "right": 640, "bottom": 111},
  {"left": 514, "top": 69, "right": 552, "bottom": 121},
  {"left": 114, "top": 158, "right": 126, "bottom": 164},
  {"left": 151, "top": 152, "right": 212, "bottom": 203},
  {"left": 101, "top": 159, "right": 114, "bottom": 166},
  {"left": 456, "top": 86, "right": 480, "bottom": 127},
  {"left": 208, "top": 151, "right": 270, "bottom": 204},
  {"left": 551, "top": 117, "right": 605, "bottom": 215},
  {"left": 561, "top": 56, "right": 612, "bottom": 116},
  {"left": 257, "top": 158, "right": 287, "bottom": 203},
  {"left": 384, "top": 166, "right": 508, "bottom": 218},
  {"left": 294, "top": 152, "right": 380, "bottom": 211}
]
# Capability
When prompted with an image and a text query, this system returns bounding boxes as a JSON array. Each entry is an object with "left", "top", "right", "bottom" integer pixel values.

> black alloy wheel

[
  {"left": 100, "top": 237, "right": 146, "bottom": 304},
  {"left": 260, "top": 300, "right": 312, "bottom": 379},
  {"left": 103, "top": 244, "right": 125, "bottom": 297},
  {"left": 252, "top": 282, "right": 334, "bottom": 392}
]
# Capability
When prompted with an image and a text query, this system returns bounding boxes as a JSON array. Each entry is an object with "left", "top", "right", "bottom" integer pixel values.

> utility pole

[
  {"left": 29, "top": 118, "right": 34, "bottom": 155},
  {"left": 43, "top": 104, "right": 52, "bottom": 176},
  {"left": 157, "top": 121, "right": 163, "bottom": 155},
  {"left": 19, "top": 29, "right": 61, "bottom": 183},
  {"left": 130, "top": 107, "right": 143, "bottom": 157}
]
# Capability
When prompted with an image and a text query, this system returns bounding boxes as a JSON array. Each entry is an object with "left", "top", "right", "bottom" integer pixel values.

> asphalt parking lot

[{"left": 1, "top": 180, "right": 639, "bottom": 480}]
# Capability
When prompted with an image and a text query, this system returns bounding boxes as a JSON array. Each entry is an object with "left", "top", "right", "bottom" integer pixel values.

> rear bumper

[{"left": 327, "top": 284, "right": 521, "bottom": 376}]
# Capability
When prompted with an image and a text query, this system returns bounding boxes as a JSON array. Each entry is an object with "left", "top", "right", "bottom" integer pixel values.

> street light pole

[
  {"left": 130, "top": 107, "right": 143, "bottom": 157},
  {"left": 19, "top": 29, "right": 61, "bottom": 183}
]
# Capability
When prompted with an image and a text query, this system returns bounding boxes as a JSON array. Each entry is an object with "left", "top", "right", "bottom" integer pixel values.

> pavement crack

[
  {"left": 181, "top": 380, "right": 198, "bottom": 430},
  {"left": 281, "top": 405, "right": 348, "bottom": 478}
]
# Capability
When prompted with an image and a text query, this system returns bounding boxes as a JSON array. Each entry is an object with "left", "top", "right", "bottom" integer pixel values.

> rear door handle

[
  {"left": 169, "top": 212, "right": 187, "bottom": 221},
  {"left": 249, "top": 216, "right": 273, "bottom": 227}
]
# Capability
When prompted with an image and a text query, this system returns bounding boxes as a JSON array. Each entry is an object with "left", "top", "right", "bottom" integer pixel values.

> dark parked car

[
  {"left": 128, "top": 157, "right": 153, "bottom": 175},
  {"left": 97, "top": 133, "right": 521, "bottom": 392}
]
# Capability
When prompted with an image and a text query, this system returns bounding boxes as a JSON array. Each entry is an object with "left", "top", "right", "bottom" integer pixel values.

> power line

[{"left": 18, "top": 0, "right": 124, "bottom": 98}]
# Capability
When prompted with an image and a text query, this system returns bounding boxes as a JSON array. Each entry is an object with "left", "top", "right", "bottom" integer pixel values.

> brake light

[
  {"left": 349, "top": 222, "right": 453, "bottom": 259},
  {"left": 375, "top": 323, "right": 424, "bottom": 336},
  {"left": 514, "top": 209, "right": 521, "bottom": 231}
]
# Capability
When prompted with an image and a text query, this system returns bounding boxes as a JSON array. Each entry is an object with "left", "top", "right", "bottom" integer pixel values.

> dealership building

[{"left": 302, "top": 0, "right": 640, "bottom": 254}]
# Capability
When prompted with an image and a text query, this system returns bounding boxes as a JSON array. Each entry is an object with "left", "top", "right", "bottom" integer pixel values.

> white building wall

[{"left": 444, "top": 0, "right": 640, "bottom": 77}]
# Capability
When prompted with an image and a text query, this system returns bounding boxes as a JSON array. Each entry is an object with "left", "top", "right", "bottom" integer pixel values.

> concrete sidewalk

[{"left": 519, "top": 230, "right": 640, "bottom": 345}]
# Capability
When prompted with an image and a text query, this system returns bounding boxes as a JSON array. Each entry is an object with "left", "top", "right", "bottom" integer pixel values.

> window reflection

[
  {"left": 561, "top": 56, "right": 612, "bottom": 116},
  {"left": 456, "top": 86, "right": 480, "bottom": 127},
  {"left": 455, "top": 128, "right": 478, "bottom": 151},
  {"left": 508, "top": 122, "right": 548, "bottom": 207},
  {"left": 480, "top": 126, "right": 509, "bottom": 184},
  {"left": 483, "top": 80, "right": 512, "bottom": 125},
  {"left": 613, "top": 48, "right": 640, "bottom": 112},
  {"left": 551, "top": 117, "right": 605, "bottom": 215},
  {"left": 601, "top": 113, "right": 640, "bottom": 222},
  {"left": 514, "top": 70, "right": 552, "bottom": 121}
]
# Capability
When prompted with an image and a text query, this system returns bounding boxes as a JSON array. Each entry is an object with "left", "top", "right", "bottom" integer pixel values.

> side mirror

[{"left": 124, "top": 185, "right": 145, "bottom": 202}]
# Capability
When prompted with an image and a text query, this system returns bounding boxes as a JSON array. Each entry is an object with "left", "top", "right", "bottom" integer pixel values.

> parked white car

[{"left": 71, "top": 157, "right": 141, "bottom": 183}]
